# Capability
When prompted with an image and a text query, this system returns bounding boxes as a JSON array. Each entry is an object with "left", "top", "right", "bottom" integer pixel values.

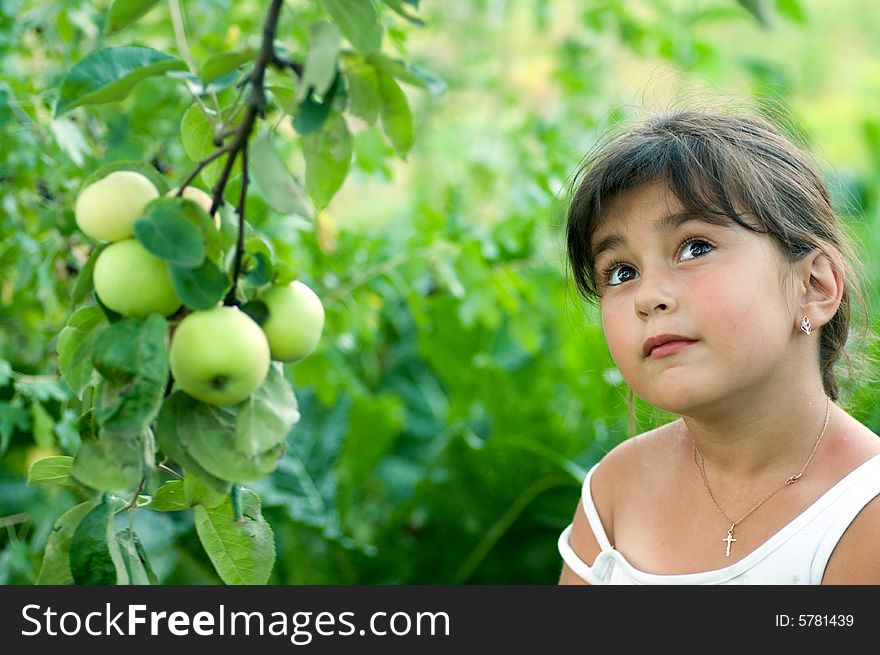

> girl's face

[{"left": 592, "top": 180, "right": 800, "bottom": 416}]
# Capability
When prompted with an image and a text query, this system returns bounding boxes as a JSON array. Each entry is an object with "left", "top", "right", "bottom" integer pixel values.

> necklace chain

[{"left": 693, "top": 396, "right": 832, "bottom": 552}]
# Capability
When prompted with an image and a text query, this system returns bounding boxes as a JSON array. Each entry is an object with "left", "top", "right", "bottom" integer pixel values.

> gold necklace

[{"left": 692, "top": 396, "right": 832, "bottom": 558}]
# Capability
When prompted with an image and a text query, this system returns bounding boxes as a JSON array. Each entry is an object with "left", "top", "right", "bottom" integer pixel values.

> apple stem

[
  {"left": 231, "top": 483, "right": 242, "bottom": 521},
  {"left": 223, "top": 137, "right": 250, "bottom": 308},
  {"left": 173, "top": 0, "right": 286, "bottom": 306}
]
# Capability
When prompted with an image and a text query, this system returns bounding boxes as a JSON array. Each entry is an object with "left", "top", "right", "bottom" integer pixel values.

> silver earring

[{"left": 800, "top": 316, "right": 812, "bottom": 335}]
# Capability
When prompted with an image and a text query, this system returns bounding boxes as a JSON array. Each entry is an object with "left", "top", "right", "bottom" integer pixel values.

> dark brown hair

[{"left": 565, "top": 108, "right": 870, "bottom": 403}]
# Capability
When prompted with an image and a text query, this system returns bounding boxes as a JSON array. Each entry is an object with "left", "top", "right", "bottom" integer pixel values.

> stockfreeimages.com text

[{"left": 22, "top": 603, "right": 451, "bottom": 644}]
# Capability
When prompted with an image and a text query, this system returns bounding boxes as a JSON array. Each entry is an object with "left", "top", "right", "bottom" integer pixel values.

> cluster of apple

[{"left": 74, "top": 170, "right": 325, "bottom": 406}]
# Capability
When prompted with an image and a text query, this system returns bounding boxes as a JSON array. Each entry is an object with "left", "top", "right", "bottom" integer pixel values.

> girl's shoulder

[{"left": 588, "top": 420, "right": 684, "bottom": 545}]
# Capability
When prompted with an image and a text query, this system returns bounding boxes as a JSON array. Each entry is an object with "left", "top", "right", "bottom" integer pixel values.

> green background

[{"left": 1, "top": 0, "right": 878, "bottom": 583}]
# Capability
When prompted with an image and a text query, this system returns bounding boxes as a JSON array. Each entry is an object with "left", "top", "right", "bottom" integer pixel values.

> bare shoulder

[
  {"left": 558, "top": 420, "right": 681, "bottom": 585},
  {"left": 820, "top": 414, "right": 880, "bottom": 584},
  {"left": 821, "top": 494, "right": 880, "bottom": 584}
]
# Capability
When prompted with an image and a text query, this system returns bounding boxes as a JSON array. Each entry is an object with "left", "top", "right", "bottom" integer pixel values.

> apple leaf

[
  {"left": 317, "top": 0, "right": 383, "bottom": 53},
  {"left": 297, "top": 21, "right": 341, "bottom": 103},
  {"left": 105, "top": 0, "right": 162, "bottom": 35},
  {"left": 303, "top": 110, "right": 353, "bottom": 209},
  {"left": 235, "top": 365, "right": 301, "bottom": 454},
  {"left": 35, "top": 501, "right": 97, "bottom": 585},
  {"left": 156, "top": 369, "right": 297, "bottom": 483},
  {"left": 56, "top": 46, "right": 186, "bottom": 115},
  {"left": 170, "top": 259, "right": 228, "bottom": 311},
  {"left": 57, "top": 305, "right": 106, "bottom": 398},
  {"left": 70, "top": 497, "right": 129, "bottom": 584},
  {"left": 249, "top": 132, "right": 314, "bottom": 218},
  {"left": 193, "top": 487, "right": 275, "bottom": 584},
  {"left": 292, "top": 75, "right": 341, "bottom": 135},
  {"left": 367, "top": 52, "right": 447, "bottom": 96},
  {"left": 148, "top": 480, "right": 190, "bottom": 511},
  {"left": 116, "top": 528, "right": 157, "bottom": 585},
  {"left": 377, "top": 70, "right": 414, "bottom": 158},
  {"left": 199, "top": 49, "right": 256, "bottom": 84},
  {"left": 155, "top": 394, "right": 232, "bottom": 494},
  {"left": 180, "top": 104, "right": 241, "bottom": 187},
  {"left": 92, "top": 315, "right": 168, "bottom": 382},
  {"left": 27, "top": 456, "right": 77, "bottom": 488},
  {"left": 72, "top": 243, "right": 104, "bottom": 307},
  {"left": 71, "top": 439, "right": 141, "bottom": 492},
  {"left": 344, "top": 61, "right": 381, "bottom": 125},
  {"left": 135, "top": 198, "right": 206, "bottom": 268}
]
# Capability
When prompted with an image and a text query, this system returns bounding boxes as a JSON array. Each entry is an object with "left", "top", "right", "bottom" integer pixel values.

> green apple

[
  {"left": 258, "top": 280, "right": 325, "bottom": 362},
  {"left": 166, "top": 186, "right": 221, "bottom": 229},
  {"left": 169, "top": 306, "right": 271, "bottom": 405},
  {"left": 75, "top": 170, "right": 159, "bottom": 242},
  {"left": 93, "top": 239, "right": 182, "bottom": 318}
]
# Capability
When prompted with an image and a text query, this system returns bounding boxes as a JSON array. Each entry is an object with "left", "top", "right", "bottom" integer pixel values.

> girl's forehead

[{"left": 591, "top": 182, "right": 684, "bottom": 243}]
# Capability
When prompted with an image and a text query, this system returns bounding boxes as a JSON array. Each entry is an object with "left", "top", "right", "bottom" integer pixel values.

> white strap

[
  {"left": 557, "top": 524, "right": 606, "bottom": 585},
  {"left": 580, "top": 462, "right": 614, "bottom": 551},
  {"left": 810, "top": 453, "right": 880, "bottom": 583}
]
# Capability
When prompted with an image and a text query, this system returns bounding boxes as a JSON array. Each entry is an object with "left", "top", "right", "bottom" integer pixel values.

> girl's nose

[{"left": 634, "top": 267, "right": 677, "bottom": 318}]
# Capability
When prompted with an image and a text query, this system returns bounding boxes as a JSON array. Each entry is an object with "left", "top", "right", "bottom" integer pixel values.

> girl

[{"left": 557, "top": 108, "right": 880, "bottom": 584}]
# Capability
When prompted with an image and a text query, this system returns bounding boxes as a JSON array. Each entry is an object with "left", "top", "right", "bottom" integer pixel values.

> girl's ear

[{"left": 798, "top": 249, "right": 844, "bottom": 328}]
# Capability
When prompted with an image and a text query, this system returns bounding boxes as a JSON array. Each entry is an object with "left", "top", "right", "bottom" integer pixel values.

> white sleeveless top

[{"left": 558, "top": 453, "right": 880, "bottom": 584}]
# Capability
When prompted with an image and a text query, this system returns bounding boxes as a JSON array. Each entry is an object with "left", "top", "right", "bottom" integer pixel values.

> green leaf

[
  {"left": 155, "top": 395, "right": 232, "bottom": 493},
  {"left": 71, "top": 440, "right": 141, "bottom": 492},
  {"left": 27, "top": 456, "right": 77, "bottom": 488},
  {"left": 367, "top": 52, "right": 446, "bottom": 95},
  {"left": 303, "top": 111, "right": 353, "bottom": 209},
  {"left": 184, "top": 470, "right": 228, "bottom": 509},
  {"left": 244, "top": 252, "right": 273, "bottom": 286},
  {"left": 267, "top": 85, "right": 298, "bottom": 114},
  {"left": 377, "top": 70, "right": 414, "bottom": 158},
  {"left": 180, "top": 104, "right": 240, "bottom": 188},
  {"left": 249, "top": 132, "right": 314, "bottom": 218},
  {"left": 156, "top": 368, "right": 297, "bottom": 483},
  {"left": 318, "top": 0, "right": 383, "bottom": 53},
  {"left": 56, "top": 46, "right": 186, "bottom": 115},
  {"left": 36, "top": 501, "right": 96, "bottom": 584},
  {"left": 105, "top": 0, "right": 162, "bottom": 34},
  {"left": 234, "top": 365, "right": 300, "bottom": 454},
  {"left": 30, "top": 401, "right": 55, "bottom": 448},
  {"left": 135, "top": 198, "right": 206, "bottom": 268},
  {"left": 116, "top": 528, "right": 157, "bottom": 584},
  {"left": 91, "top": 315, "right": 168, "bottom": 432},
  {"left": 148, "top": 480, "right": 190, "bottom": 511},
  {"left": 91, "top": 315, "right": 168, "bottom": 384},
  {"left": 194, "top": 488, "right": 275, "bottom": 584},
  {"left": 344, "top": 61, "right": 380, "bottom": 125},
  {"left": 72, "top": 244, "right": 104, "bottom": 307},
  {"left": 298, "top": 21, "right": 341, "bottom": 103},
  {"left": 169, "top": 259, "right": 228, "bottom": 311},
  {"left": 199, "top": 49, "right": 256, "bottom": 84},
  {"left": 0, "top": 402, "right": 29, "bottom": 455},
  {"left": 56, "top": 305, "right": 107, "bottom": 397},
  {"left": 292, "top": 76, "right": 340, "bottom": 135},
  {"left": 70, "top": 498, "right": 128, "bottom": 585},
  {"left": 337, "top": 393, "right": 403, "bottom": 519},
  {"left": 381, "top": 0, "right": 425, "bottom": 26}
]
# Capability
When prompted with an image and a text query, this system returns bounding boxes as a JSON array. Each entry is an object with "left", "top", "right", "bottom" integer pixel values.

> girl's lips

[{"left": 648, "top": 340, "right": 698, "bottom": 359}]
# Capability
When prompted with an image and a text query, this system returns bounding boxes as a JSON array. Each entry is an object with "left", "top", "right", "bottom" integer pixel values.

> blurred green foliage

[{"left": 2, "top": 0, "right": 879, "bottom": 583}]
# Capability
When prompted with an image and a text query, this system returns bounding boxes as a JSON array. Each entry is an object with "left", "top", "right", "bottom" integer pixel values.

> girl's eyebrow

[{"left": 592, "top": 211, "right": 704, "bottom": 261}]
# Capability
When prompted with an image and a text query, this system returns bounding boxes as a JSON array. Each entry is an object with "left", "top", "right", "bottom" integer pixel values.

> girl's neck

[{"left": 677, "top": 382, "right": 832, "bottom": 487}]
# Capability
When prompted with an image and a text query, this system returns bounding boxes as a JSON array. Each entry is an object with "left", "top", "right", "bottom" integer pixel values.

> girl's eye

[
  {"left": 602, "top": 262, "right": 637, "bottom": 287},
  {"left": 679, "top": 238, "right": 714, "bottom": 261},
  {"left": 599, "top": 238, "right": 714, "bottom": 288}
]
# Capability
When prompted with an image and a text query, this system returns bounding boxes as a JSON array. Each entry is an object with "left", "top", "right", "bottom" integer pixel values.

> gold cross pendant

[{"left": 722, "top": 526, "right": 737, "bottom": 557}]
